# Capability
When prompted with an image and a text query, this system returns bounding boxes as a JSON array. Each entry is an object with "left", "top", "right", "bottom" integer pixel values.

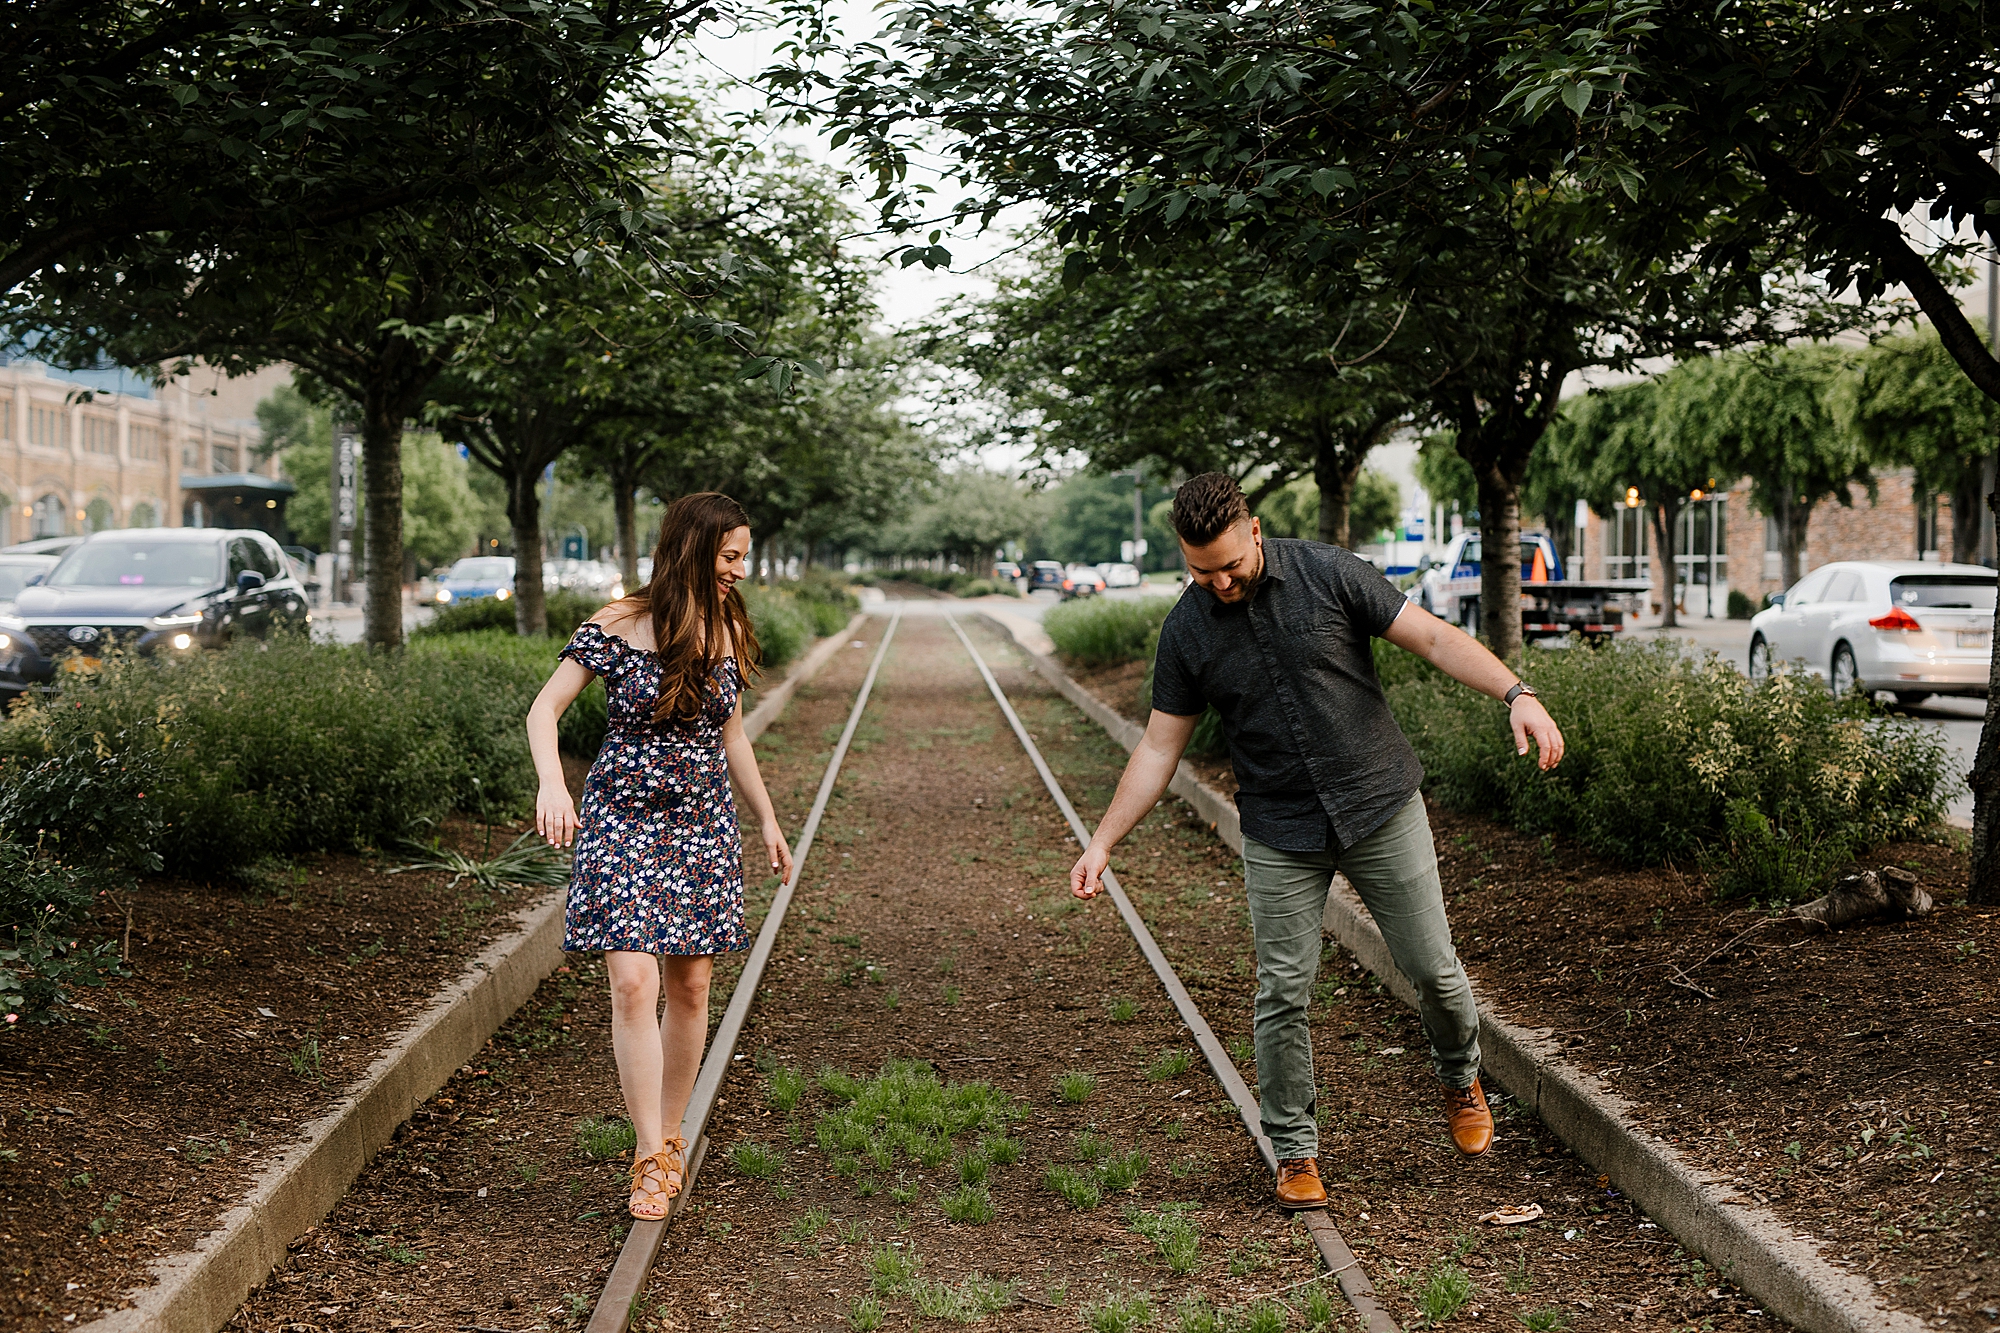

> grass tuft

[
  {"left": 1057, "top": 1069, "right": 1098, "bottom": 1103},
  {"left": 1126, "top": 1205, "right": 1200, "bottom": 1273},
  {"left": 1080, "top": 1288, "right": 1155, "bottom": 1333},
  {"left": 1409, "top": 1259, "right": 1474, "bottom": 1323},
  {"left": 729, "top": 1142, "right": 781, "bottom": 1179},
  {"left": 1044, "top": 1165, "right": 1104, "bottom": 1211},
  {"left": 572, "top": 1116, "right": 636, "bottom": 1161},
  {"left": 939, "top": 1183, "right": 996, "bottom": 1224},
  {"left": 766, "top": 1065, "right": 809, "bottom": 1113},
  {"left": 1146, "top": 1048, "right": 1193, "bottom": 1082}
]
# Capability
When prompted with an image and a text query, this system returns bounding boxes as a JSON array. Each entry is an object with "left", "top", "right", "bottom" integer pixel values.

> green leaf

[{"left": 1561, "top": 81, "right": 1592, "bottom": 116}]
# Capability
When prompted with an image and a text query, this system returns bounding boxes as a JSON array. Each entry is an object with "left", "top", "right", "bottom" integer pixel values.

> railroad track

[{"left": 583, "top": 603, "right": 1395, "bottom": 1333}]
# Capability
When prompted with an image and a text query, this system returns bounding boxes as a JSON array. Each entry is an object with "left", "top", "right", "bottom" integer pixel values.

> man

[{"left": 1068, "top": 473, "right": 1564, "bottom": 1209}]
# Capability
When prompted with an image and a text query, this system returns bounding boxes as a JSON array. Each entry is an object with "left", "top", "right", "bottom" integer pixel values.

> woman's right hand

[{"left": 537, "top": 783, "right": 580, "bottom": 848}]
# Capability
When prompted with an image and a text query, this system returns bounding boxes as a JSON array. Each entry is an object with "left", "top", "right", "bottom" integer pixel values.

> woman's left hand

[{"left": 761, "top": 819, "right": 795, "bottom": 883}]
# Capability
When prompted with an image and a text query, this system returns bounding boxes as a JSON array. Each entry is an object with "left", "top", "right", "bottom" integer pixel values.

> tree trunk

[
  {"left": 359, "top": 393, "right": 406, "bottom": 650},
  {"left": 1315, "top": 444, "right": 1366, "bottom": 549},
  {"left": 509, "top": 465, "right": 548, "bottom": 637},
  {"left": 1473, "top": 469, "right": 1523, "bottom": 657},
  {"left": 1954, "top": 459, "right": 1984, "bottom": 567},
  {"left": 1971, "top": 485, "right": 2000, "bottom": 904},
  {"left": 612, "top": 464, "right": 640, "bottom": 589},
  {"left": 1650, "top": 500, "right": 1683, "bottom": 630},
  {"left": 1777, "top": 496, "right": 1812, "bottom": 591}
]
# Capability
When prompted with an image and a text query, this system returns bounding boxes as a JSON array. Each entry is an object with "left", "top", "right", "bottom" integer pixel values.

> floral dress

[{"left": 558, "top": 622, "right": 749, "bottom": 955}]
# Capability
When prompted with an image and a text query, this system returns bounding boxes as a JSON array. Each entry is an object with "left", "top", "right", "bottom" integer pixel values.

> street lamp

[{"left": 1111, "top": 466, "right": 1148, "bottom": 568}]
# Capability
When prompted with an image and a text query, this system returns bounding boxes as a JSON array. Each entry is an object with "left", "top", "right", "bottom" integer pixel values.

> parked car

[
  {"left": 1749, "top": 560, "right": 1995, "bottom": 704},
  {"left": 1064, "top": 564, "right": 1107, "bottom": 598},
  {"left": 0, "top": 553, "right": 59, "bottom": 612},
  {"left": 0, "top": 528, "right": 308, "bottom": 698},
  {"left": 434, "top": 555, "right": 517, "bottom": 604},
  {"left": 993, "top": 560, "right": 1022, "bottom": 582},
  {"left": 2, "top": 534, "right": 84, "bottom": 558},
  {"left": 1098, "top": 561, "right": 1142, "bottom": 588},
  {"left": 548, "top": 558, "right": 624, "bottom": 599},
  {"left": 1026, "top": 560, "right": 1068, "bottom": 594}
]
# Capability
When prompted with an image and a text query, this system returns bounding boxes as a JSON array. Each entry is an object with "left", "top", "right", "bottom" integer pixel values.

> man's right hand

[{"left": 1069, "top": 843, "right": 1111, "bottom": 899}]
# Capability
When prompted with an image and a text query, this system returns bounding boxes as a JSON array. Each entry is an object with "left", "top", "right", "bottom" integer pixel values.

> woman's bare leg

[
  {"left": 605, "top": 951, "right": 666, "bottom": 1152},
  {"left": 658, "top": 955, "right": 714, "bottom": 1139}
]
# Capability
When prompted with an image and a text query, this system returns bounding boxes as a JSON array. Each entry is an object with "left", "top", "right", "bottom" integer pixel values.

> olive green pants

[{"left": 1242, "top": 792, "right": 1481, "bottom": 1161}]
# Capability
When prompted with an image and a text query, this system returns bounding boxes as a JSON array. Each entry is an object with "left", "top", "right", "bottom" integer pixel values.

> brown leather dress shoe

[
  {"left": 1442, "top": 1077, "right": 1494, "bottom": 1156},
  {"left": 1274, "top": 1157, "right": 1328, "bottom": 1210}
]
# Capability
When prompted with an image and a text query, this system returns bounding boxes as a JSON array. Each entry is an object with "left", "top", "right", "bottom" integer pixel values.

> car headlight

[
  {"left": 495, "top": 587, "right": 511, "bottom": 601},
  {"left": 171, "top": 633, "right": 193, "bottom": 650},
  {"left": 436, "top": 588, "right": 453, "bottom": 604},
  {"left": 0, "top": 633, "right": 10, "bottom": 652},
  {"left": 146, "top": 611, "right": 205, "bottom": 631}
]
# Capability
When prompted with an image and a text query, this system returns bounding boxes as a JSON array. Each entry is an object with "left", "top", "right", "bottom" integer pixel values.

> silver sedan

[{"left": 1747, "top": 559, "right": 1994, "bottom": 704}]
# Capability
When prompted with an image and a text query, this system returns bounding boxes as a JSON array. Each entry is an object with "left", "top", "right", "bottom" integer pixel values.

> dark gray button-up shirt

[{"left": 1150, "top": 538, "right": 1423, "bottom": 853}]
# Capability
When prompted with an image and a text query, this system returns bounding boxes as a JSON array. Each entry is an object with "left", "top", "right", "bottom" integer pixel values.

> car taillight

[{"left": 1868, "top": 607, "right": 1921, "bottom": 632}]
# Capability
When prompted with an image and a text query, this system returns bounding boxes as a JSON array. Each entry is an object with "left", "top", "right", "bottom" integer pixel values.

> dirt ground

[
  {"left": 1073, "top": 643, "right": 2000, "bottom": 1331},
  {"left": 221, "top": 610, "right": 1782, "bottom": 1333},
  {"left": 0, "top": 791, "right": 588, "bottom": 1331}
]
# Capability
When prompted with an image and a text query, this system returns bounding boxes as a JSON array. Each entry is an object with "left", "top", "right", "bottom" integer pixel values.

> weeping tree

[
  {"left": 1544, "top": 377, "right": 1727, "bottom": 630},
  {"left": 1835, "top": 324, "right": 2000, "bottom": 567}
]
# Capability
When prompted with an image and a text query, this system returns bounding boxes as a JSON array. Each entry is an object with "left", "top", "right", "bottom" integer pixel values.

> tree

[
  {"left": 897, "top": 472, "right": 1039, "bottom": 569},
  {"left": 1543, "top": 377, "right": 1727, "bottom": 630},
  {"left": 2, "top": 0, "right": 712, "bottom": 295},
  {"left": 1674, "top": 347, "right": 1872, "bottom": 593},
  {"left": 1835, "top": 325, "right": 2000, "bottom": 567},
  {"left": 947, "top": 247, "right": 1424, "bottom": 549}
]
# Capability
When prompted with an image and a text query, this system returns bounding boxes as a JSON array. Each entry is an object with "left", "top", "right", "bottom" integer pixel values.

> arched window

[
  {"left": 32, "top": 493, "right": 66, "bottom": 537},
  {"left": 85, "top": 496, "right": 115, "bottom": 533},
  {"left": 129, "top": 501, "right": 158, "bottom": 528}
]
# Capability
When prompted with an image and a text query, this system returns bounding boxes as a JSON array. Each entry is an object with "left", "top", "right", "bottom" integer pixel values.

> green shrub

[
  {"left": 1726, "top": 588, "right": 1756, "bottom": 620},
  {"left": 414, "top": 588, "right": 602, "bottom": 640},
  {"left": 1045, "top": 597, "right": 1175, "bottom": 667},
  {"left": 954, "top": 578, "right": 1020, "bottom": 598},
  {"left": 1379, "top": 638, "right": 1949, "bottom": 897},
  {"left": 1, "top": 716, "right": 168, "bottom": 1023},
  {"left": 0, "top": 634, "right": 610, "bottom": 877},
  {"left": 741, "top": 587, "right": 816, "bottom": 668}
]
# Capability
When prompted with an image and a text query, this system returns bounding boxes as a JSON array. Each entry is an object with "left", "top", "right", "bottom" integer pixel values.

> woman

[{"left": 526, "top": 492, "right": 794, "bottom": 1220}]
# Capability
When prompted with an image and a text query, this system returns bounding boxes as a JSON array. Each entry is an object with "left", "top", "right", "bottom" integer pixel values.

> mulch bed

[
  {"left": 0, "top": 757, "right": 588, "bottom": 1333},
  {"left": 1073, "top": 645, "right": 2000, "bottom": 1330},
  {"left": 219, "top": 611, "right": 1778, "bottom": 1333}
]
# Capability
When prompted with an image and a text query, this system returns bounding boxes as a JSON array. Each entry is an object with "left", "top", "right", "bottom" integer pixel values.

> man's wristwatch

[{"left": 1503, "top": 682, "right": 1538, "bottom": 707}]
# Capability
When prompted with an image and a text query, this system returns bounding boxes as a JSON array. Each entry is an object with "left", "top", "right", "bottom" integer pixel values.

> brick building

[
  {"left": 0, "top": 358, "right": 289, "bottom": 545},
  {"left": 1576, "top": 467, "right": 1947, "bottom": 618}
]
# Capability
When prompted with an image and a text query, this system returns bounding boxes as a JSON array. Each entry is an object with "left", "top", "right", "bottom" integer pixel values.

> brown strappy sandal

[
  {"left": 658, "top": 1134, "right": 689, "bottom": 1200},
  {"left": 628, "top": 1148, "right": 673, "bottom": 1220}
]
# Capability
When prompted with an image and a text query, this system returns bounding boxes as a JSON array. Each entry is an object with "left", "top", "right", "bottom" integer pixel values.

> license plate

[
  {"left": 1959, "top": 630, "right": 1990, "bottom": 650},
  {"left": 61, "top": 656, "right": 103, "bottom": 674}
]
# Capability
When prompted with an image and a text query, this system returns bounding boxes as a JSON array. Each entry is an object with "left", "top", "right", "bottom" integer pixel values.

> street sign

[{"left": 563, "top": 535, "right": 586, "bottom": 560}]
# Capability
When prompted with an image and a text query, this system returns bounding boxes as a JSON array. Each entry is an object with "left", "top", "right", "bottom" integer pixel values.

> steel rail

[
  {"left": 586, "top": 607, "right": 903, "bottom": 1333},
  {"left": 945, "top": 613, "right": 1398, "bottom": 1333}
]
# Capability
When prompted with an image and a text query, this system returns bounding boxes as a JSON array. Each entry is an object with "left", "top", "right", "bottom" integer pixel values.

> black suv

[{"left": 0, "top": 528, "right": 308, "bottom": 697}]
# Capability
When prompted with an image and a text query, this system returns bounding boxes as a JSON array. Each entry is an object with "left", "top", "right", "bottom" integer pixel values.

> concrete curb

[
  {"left": 985, "top": 613, "right": 1919, "bottom": 1333},
  {"left": 80, "top": 616, "right": 867, "bottom": 1333},
  {"left": 86, "top": 897, "right": 567, "bottom": 1333}
]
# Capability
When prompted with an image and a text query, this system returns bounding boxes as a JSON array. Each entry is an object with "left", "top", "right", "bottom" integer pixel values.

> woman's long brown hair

[{"left": 638, "top": 492, "right": 761, "bottom": 724}]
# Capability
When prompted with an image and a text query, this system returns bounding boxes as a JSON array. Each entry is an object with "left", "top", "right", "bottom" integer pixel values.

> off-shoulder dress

[{"left": 556, "top": 622, "right": 749, "bottom": 956}]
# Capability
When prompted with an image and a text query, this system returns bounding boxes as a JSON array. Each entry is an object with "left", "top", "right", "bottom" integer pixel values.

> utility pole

[{"left": 1113, "top": 465, "right": 1147, "bottom": 567}]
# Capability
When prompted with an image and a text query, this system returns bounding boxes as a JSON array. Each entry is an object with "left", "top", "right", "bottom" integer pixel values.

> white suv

[{"left": 1748, "top": 560, "right": 1994, "bottom": 703}]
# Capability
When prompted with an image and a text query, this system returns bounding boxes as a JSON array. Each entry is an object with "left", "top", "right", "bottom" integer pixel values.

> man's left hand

[{"left": 1511, "top": 696, "right": 1564, "bottom": 770}]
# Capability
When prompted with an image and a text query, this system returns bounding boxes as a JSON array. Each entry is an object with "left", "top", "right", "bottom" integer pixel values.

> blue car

[{"left": 434, "top": 556, "right": 517, "bottom": 606}]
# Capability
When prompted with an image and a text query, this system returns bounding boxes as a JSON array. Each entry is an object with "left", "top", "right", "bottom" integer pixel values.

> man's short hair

[{"left": 1171, "top": 473, "right": 1251, "bottom": 546}]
